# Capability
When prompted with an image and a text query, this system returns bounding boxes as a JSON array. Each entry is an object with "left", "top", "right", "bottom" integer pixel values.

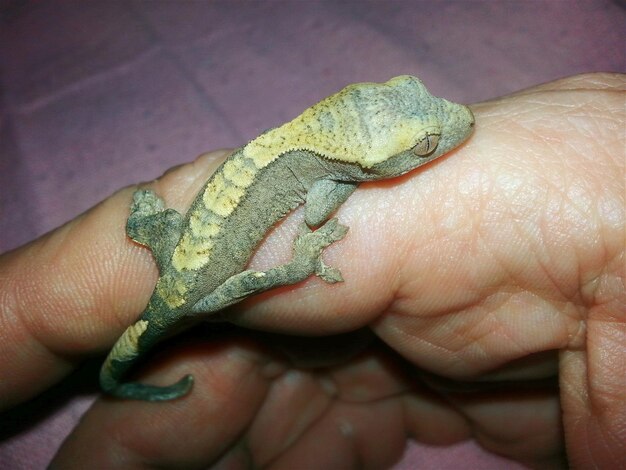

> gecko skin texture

[{"left": 100, "top": 75, "right": 475, "bottom": 401}]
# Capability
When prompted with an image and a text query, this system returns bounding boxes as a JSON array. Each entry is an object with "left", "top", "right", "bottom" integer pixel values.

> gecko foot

[
  {"left": 316, "top": 263, "right": 344, "bottom": 283},
  {"left": 294, "top": 218, "right": 348, "bottom": 284},
  {"left": 130, "top": 189, "right": 165, "bottom": 217}
]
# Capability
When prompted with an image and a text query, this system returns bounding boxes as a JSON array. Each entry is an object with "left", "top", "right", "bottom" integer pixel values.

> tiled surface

[{"left": 1, "top": 1, "right": 623, "bottom": 468}]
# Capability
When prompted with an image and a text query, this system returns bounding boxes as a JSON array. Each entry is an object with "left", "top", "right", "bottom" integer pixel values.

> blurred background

[{"left": 0, "top": 1, "right": 623, "bottom": 468}]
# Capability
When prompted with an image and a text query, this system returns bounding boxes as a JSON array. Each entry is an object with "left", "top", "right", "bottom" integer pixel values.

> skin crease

[{"left": 0, "top": 73, "right": 623, "bottom": 469}]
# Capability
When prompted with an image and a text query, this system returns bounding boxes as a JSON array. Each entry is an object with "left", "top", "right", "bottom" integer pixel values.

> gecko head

[
  {"left": 356, "top": 75, "right": 474, "bottom": 176},
  {"left": 245, "top": 75, "right": 472, "bottom": 172}
]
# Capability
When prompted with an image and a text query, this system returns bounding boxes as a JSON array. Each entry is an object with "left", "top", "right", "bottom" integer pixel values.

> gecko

[{"left": 100, "top": 75, "right": 475, "bottom": 401}]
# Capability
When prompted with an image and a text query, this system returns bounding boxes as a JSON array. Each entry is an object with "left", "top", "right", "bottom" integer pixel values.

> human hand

[{"left": 1, "top": 73, "right": 623, "bottom": 469}]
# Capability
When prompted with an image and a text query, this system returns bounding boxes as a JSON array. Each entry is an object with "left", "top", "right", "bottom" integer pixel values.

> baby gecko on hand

[{"left": 100, "top": 75, "right": 475, "bottom": 401}]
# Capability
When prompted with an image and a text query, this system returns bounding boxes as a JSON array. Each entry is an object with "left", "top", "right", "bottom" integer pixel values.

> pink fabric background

[{"left": 0, "top": 1, "right": 623, "bottom": 468}]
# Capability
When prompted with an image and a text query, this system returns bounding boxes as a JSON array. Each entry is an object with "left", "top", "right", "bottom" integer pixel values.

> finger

[
  {"left": 264, "top": 399, "right": 407, "bottom": 470},
  {"left": 0, "top": 151, "right": 228, "bottom": 408},
  {"left": 246, "top": 345, "right": 470, "bottom": 468},
  {"left": 560, "top": 298, "right": 626, "bottom": 468},
  {"left": 449, "top": 386, "right": 565, "bottom": 467}
]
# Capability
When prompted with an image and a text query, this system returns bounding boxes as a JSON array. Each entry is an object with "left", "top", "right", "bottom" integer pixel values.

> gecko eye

[{"left": 412, "top": 132, "right": 440, "bottom": 156}]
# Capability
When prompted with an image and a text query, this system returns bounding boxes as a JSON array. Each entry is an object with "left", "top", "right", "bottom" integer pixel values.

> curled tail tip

[{"left": 103, "top": 374, "right": 194, "bottom": 402}]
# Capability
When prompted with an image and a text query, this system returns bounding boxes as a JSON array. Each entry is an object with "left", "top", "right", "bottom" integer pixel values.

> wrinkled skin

[{"left": 0, "top": 73, "right": 623, "bottom": 469}]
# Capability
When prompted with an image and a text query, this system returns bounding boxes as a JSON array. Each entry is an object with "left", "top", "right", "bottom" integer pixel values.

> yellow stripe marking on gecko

[{"left": 171, "top": 152, "right": 259, "bottom": 271}]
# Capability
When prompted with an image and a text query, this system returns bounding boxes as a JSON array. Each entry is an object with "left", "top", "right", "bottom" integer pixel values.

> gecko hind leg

[
  {"left": 192, "top": 218, "right": 348, "bottom": 315},
  {"left": 126, "top": 189, "right": 183, "bottom": 272}
]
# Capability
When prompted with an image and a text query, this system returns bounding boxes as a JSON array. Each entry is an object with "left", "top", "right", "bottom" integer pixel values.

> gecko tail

[
  {"left": 99, "top": 319, "right": 194, "bottom": 401},
  {"left": 103, "top": 375, "right": 194, "bottom": 402}
]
